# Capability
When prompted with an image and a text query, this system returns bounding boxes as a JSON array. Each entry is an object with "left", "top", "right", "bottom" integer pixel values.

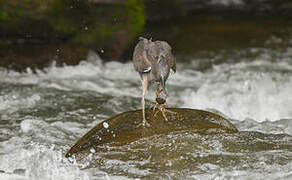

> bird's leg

[{"left": 141, "top": 74, "right": 150, "bottom": 127}]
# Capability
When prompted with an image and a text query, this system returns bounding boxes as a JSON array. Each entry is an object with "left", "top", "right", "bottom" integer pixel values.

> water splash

[{"left": 0, "top": 47, "right": 292, "bottom": 179}]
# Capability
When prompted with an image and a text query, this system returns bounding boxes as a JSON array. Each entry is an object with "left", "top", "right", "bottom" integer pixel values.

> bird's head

[{"left": 156, "top": 97, "right": 166, "bottom": 105}]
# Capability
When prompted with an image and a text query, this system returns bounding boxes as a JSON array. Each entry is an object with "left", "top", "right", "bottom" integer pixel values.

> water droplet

[
  {"left": 90, "top": 148, "right": 96, "bottom": 153},
  {"left": 166, "top": 160, "right": 172, "bottom": 167},
  {"left": 103, "top": 122, "right": 109, "bottom": 129}
]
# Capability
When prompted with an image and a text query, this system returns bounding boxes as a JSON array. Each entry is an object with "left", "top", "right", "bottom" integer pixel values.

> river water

[{"left": 0, "top": 37, "right": 292, "bottom": 179}]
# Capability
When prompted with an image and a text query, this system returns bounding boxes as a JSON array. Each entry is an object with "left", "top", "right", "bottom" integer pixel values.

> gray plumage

[
  {"left": 133, "top": 37, "right": 176, "bottom": 80},
  {"left": 133, "top": 37, "right": 176, "bottom": 126}
]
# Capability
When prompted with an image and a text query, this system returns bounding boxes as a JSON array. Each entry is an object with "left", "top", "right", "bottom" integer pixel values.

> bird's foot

[{"left": 137, "top": 118, "right": 150, "bottom": 128}]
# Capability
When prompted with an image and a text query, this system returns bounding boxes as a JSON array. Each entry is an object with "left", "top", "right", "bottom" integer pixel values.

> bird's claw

[
  {"left": 142, "top": 121, "right": 151, "bottom": 127},
  {"left": 137, "top": 119, "right": 150, "bottom": 128}
]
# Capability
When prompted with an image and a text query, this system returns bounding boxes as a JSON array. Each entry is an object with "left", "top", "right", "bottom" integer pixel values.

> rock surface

[{"left": 65, "top": 108, "right": 238, "bottom": 158}]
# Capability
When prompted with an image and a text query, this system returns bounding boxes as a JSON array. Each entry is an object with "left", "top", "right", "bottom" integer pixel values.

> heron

[{"left": 133, "top": 37, "right": 176, "bottom": 126}]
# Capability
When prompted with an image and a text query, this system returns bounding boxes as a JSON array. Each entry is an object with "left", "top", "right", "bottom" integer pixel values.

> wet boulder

[{"left": 65, "top": 108, "right": 238, "bottom": 158}]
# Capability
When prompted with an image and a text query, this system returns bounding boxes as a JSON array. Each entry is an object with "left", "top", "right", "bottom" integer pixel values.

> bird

[{"left": 133, "top": 37, "right": 176, "bottom": 127}]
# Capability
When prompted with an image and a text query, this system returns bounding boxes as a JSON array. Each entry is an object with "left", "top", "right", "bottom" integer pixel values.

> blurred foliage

[
  {"left": 125, "top": 0, "right": 145, "bottom": 35},
  {"left": 0, "top": 0, "right": 145, "bottom": 69},
  {"left": 146, "top": 13, "right": 292, "bottom": 58},
  {"left": 0, "top": 0, "right": 145, "bottom": 47},
  {"left": 144, "top": 0, "right": 185, "bottom": 20},
  {"left": 0, "top": 12, "right": 7, "bottom": 21}
]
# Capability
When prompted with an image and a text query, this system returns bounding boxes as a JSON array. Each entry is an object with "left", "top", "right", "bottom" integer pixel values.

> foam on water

[
  {"left": 0, "top": 48, "right": 291, "bottom": 122},
  {"left": 192, "top": 162, "right": 292, "bottom": 180},
  {"left": 179, "top": 60, "right": 292, "bottom": 122},
  {"left": 0, "top": 120, "right": 107, "bottom": 180},
  {"left": 0, "top": 140, "right": 94, "bottom": 180},
  {"left": 0, "top": 92, "right": 41, "bottom": 114},
  {"left": 0, "top": 53, "right": 140, "bottom": 98},
  {"left": 211, "top": 0, "right": 244, "bottom": 6},
  {"left": 0, "top": 47, "right": 292, "bottom": 179}
]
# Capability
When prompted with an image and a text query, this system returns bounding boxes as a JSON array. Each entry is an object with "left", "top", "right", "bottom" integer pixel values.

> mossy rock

[
  {"left": 49, "top": 0, "right": 144, "bottom": 46},
  {"left": 0, "top": 0, "right": 145, "bottom": 62},
  {"left": 65, "top": 108, "right": 238, "bottom": 158},
  {"left": 0, "top": 0, "right": 144, "bottom": 43}
]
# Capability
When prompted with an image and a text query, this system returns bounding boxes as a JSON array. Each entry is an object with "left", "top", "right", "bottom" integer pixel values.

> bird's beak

[{"left": 160, "top": 78, "right": 167, "bottom": 93}]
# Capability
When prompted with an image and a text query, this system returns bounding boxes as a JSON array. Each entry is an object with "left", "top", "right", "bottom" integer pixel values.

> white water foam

[
  {"left": 0, "top": 56, "right": 141, "bottom": 99},
  {"left": 0, "top": 141, "right": 95, "bottom": 180},
  {"left": 0, "top": 93, "right": 41, "bottom": 114},
  {"left": 210, "top": 0, "right": 244, "bottom": 6},
  {"left": 0, "top": 50, "right": 291, "bottom": 123},
  {"left": 1, "top": 41, "right": 292, "bottom": 180},
  {"left": 178, "top": 60, "right": 292, "bottom": 122}
]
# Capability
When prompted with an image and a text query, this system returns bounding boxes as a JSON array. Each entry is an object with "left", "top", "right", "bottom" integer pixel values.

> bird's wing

[
  {"left": 155, "top": 41, "right": 176, "bottom": 73},
  {"left": 133, "top": 38, "right": 152, "bottom": 73},
  {"left": 166, "top": 49, "right": 176, "bottom": 73}
]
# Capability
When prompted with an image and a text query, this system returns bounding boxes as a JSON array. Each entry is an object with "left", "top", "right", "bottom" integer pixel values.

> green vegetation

[
  {"left": 125, "top": 0, "right": 145, "bottom": 36},
  {"left": 49, "top": 0, "right": 145, "bottom": 46},
  {"left": 0, "top": 0, "right": 145, "bottom": 47},
  {"left": 0, "top": 11, "right": 8, "bottom": 21}
]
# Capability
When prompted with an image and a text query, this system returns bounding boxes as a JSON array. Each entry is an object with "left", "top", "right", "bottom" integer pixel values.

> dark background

[{"left": 0, "top": 0, "right": 291, "bottom": 71}]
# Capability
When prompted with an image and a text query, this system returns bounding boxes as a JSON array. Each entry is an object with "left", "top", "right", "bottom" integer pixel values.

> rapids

[{"left": 0, "top": 42, "right": 292, "bottom": 179}]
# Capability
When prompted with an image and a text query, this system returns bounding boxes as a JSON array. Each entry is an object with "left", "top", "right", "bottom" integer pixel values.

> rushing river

[{"left": 0, "top": 38, "right": 292, "bottom": 179}]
